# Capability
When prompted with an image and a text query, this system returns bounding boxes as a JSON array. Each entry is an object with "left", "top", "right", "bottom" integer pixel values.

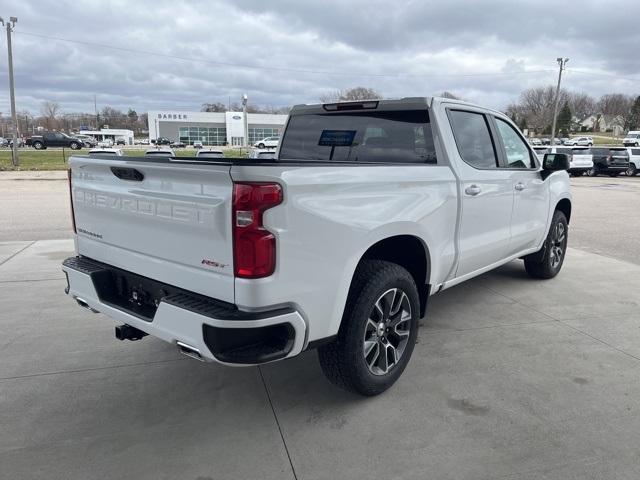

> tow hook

[{"left": 115, "top": 324, "right": 148, "bottom": 341}]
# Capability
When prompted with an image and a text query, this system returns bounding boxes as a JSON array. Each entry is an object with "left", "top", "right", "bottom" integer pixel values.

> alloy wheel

[
  {"left": 363, "top": 288, "right": 412, "bottom": 375},
  {"left": 549, "top": 222, "right": 566, "bottom": 269}
]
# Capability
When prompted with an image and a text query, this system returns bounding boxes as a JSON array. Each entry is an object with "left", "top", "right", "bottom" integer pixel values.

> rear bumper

[{"left": 62, "top": 256, "right": 307, "bottom": 366}]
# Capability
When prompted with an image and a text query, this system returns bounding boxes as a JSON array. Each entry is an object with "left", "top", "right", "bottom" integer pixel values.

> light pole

[
  {"left": 1, "top": 16, "right": 19, "bottom": 166},
  {"left": 549, "top": 57, "right": 569, "bottom": 145},
  {"left": 242, "top": 94, "right": 248, "bottom": 148}
]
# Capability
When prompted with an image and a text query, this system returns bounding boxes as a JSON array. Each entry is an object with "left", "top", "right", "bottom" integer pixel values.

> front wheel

[
  {"left": 627, "top": 165, "right": 638, "bottom": 176},
  {"left": 318, "top": 260, "right": 420, "bottom": 396},
  {"left": 524, "top": 210, "right": 568, "bottom": 279},
  {"left": 257, "top": 143, "right": 265, "bottom": 149},
  {"left": 586, "top": 165, "right": 599, "bottom": 177},
  {"left": 69, "top": 142, "right": 81, "bottom": 150}
]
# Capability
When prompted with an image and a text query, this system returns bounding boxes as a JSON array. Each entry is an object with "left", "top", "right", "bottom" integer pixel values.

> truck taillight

[
  {"left": 232, "top": 182, "right": 283, "bottom": 279},
  {"left": 67, "top": 168, "right": 76, "bottom": 234}
]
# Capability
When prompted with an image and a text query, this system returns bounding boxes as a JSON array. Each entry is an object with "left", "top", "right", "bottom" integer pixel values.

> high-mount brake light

[
  {"left": 67, "top": 168, "right": 77, "bottom": 234},
  {"left": 322, "top": 101, "right": 379, "bottom": 111},
  {"left": 232, "top": 182, "right": 283, "bottom": 279}
]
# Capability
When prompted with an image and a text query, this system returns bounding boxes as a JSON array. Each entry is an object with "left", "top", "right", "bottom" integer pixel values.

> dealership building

[{"left": 148, "top": 111, "right": 288, "bottom": 146}]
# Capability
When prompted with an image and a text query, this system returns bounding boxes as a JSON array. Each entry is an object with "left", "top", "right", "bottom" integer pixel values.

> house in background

[{"left": 578, "top": 114, "right": 625, "bottom": 135}]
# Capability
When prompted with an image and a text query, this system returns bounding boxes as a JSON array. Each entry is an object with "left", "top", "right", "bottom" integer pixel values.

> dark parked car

[
  {"left": 170, "top": 141, "right": 186, "bottom": 149},
  {"left": 152, "top": 137, "right": 171, "bottom": 145},
  {"left": 587, "top": 147, "right": 630, "bottom": 177},
  {"left": 26, "top": 132, "right": 83, "bottom": 150}
]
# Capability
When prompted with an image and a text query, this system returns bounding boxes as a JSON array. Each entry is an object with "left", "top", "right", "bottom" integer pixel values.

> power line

[
  {"left": 567, "top": 69, "right": 640, "bottom": 83},
  {"left": 15, "top": 30, "right": 554, "bottom": 79}
]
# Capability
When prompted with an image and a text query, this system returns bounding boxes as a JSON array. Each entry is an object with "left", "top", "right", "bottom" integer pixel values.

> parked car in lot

[
  {"left": 144, "top": 148, "right": 175, "bottom": 157},
  {"left": 532, "top": 146, "right": 593, "bottom": 176},
  {"left": 626, "top": 147, "right": 640, "bottom": 176},
  {"left": 564, "top": 136, "right": 593, "bottom": 146},
  {"left": 253, "top": 136, "right": 279, "bottom": 148},
  {"left": 97, "top": 139, "right": 114, "bottom": 148},
  {"left": 153, "top": 137, "right": 171, "bottom": 145},
  {"left": 115, "top": 138, "right": 126, "bottom": 146},
  {"left": 623, "top": 131, "right": 640, "bottom": 147},
  {"left": 26, "top": 132, "right": 84, "bottom": 150},
  {"left": 88, "top": 148, "right": 124, "bottom": 156},
  {"left": 170, "top": 141, "right": 186, "bottom": 149},
  {"left": 195, "top": 149, "right": 224, "bottom": 159},
  {"left": 63, "top": 97, "right": 572, "bottom": 395},
  {"left": 75, "top": 135, "right": 98, "bottom": 148},
  {"left": 248, "top": 149, "right": 276, "bottom": 160},
  {"left": 529, "top": 138, "right": 542, "bottom": 146},
  {"left": 0, "top": 137, "right": 8, "bottom": 147},
  {"left": 193, "top": 141, "right": 204, "bottom": 149},
  {"left": 541, "top": 137, "right": 562, "bottom": 145},
  {"left": 587, "top": 147, "right": 630, "bottom": 176}
]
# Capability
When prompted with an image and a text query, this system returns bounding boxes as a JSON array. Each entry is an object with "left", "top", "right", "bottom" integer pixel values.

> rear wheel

[
  {"left": 627, "top": 165, "right": 637, "bottom": 176},
  {"left": 586, "top": 165, "right": 599, "bottom": 177},
  {"left": 69, "top": 142, "right": 81, "bottom": 150},
  {"left": 524, "top": 210, "right": 568, "bottom": 279},
  {"left": 318, "top": 260, "right": 420, "bottom": 396},
  {"left": 32, "top": 141, "right": 44, "bottom": 150}
]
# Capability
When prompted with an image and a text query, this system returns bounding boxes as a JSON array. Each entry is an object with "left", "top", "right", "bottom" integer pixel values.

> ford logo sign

[{"left": 232, "top": 115, "right": 241, "bottom": 120}]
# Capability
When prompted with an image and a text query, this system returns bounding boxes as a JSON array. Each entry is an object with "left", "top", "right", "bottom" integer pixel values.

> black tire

[
  {"left": 524, "top": 210, "right": 568, "bottom": 279},
  {"left": 318, "top": 260, "right": 420, "bottom": 396},
  {"left": 258, "top": 143, "right": 265, "bottom": 149},
  {"left": 627, "top": 165, "right": 638, "bottom": 176},
  {"left": 586, "top": 165, "right": 599, "bottom": 177},
  {"left": 69, "top": 142, "right": 81, "bottom": 150},
  {"left": 32, "top": 141, "right": 44, "bottom": 150}
]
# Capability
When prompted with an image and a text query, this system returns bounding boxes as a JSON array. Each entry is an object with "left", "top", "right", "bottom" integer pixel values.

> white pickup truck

[{"left": 63, "top": 97, "right": 572, "bottom": 395}]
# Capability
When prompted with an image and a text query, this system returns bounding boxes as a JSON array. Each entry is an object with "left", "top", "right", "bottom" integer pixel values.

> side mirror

[{"left": 542, "top": 153, "right": 570, "bottom": 178}]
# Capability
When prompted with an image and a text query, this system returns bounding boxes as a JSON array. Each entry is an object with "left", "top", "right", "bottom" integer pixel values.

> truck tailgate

[{"left": 69, "top": 156, "right": 235, "bottom": 303}]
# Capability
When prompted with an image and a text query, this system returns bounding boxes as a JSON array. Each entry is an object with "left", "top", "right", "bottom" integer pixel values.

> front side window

[
  {"left": 448, "top": 110, "right": 498, "bottom": 169},
  {"left": 495, "top": 118, "right": 535, "bottom": 168},
  {"left": 279, "top": 110, "right": 437, "bottom": 164}
]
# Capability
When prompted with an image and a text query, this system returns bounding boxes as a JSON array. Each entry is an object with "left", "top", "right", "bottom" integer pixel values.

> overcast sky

[{"left": 1, "top": 0, "right": 639, "bottom": 116}]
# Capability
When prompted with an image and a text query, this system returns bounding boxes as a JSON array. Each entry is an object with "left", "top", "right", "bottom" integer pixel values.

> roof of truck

[{"left": 289, "top": 96, "right": 504, "bottom": 117}]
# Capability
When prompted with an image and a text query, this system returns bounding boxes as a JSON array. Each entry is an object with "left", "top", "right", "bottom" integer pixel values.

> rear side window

[
  {"left": 610, "top": 149, "right": 628, "bottom": 157},
  {"left": 279, "top": 110, "right": 437, "bottom": 164},
  {"left": 448, "top": 110, "right": 498, "bottom": 169}
]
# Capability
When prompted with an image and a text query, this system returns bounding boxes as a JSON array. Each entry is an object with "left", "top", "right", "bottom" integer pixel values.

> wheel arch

[
  {"left": 355, "top": 234, "right": 431, "bottom": 318},
  {"left": 555, "top": 197, "right": 572, "bottom": 223}
]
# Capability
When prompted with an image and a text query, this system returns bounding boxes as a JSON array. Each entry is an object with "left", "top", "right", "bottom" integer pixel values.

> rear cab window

[
  {"left": 278, "top": 109, "right": 437, "bottom": 164},
  {"left": 447, "top": 110, "right": 498, "bottom": 169}
]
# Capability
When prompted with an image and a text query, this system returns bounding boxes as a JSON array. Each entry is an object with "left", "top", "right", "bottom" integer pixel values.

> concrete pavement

[{"left": 2, "top": 240, "right": 640, "bottom": 479}]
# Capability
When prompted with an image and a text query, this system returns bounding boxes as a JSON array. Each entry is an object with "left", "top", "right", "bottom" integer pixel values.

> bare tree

[
  {"left": 201, "top": 102, "right": 226, "bottom": 112},
  {"left": 40, "top": 101, "right": 60, "bottom": 130},
  {"left": 517, "top": 86, "right": 569, "bottom": 133},
  {"left": 568, "top": 92, "right": 596, "bottom": 119},
  {"left": 319, "top": 87, "right": 382, "bottom": 103},
  {"left": 597, "top": 93, "right": 633, "bottom": 128}
]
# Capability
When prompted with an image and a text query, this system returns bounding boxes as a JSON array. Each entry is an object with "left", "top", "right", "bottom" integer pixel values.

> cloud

[{"left": 1, "top": 0, "right": 639, "bottom": 116}]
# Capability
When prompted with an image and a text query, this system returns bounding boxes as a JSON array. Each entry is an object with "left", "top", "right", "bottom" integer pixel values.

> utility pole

[
  {"left": 1, "top": 16, "right": 19, "bottom": 166},
  {"left": 549, "top": 57, "right": 569, "bottom": 146},
  {"left": 242, "top": 94, "right": 248, "bottom": 147},
  {"left": 94, "top": 94, "right": 98, "bottom": 129}
]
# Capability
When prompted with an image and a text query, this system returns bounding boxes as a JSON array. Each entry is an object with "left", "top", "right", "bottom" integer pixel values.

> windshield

[
  {"left": 627, "top": 133, "right": 640, "bottom": 138},
  {"left": 279, "top": 110, "right": 437, "bottom": 163}
]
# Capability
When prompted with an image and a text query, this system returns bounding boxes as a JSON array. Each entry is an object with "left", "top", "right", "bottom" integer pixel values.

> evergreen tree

[
  {"left": 557, "top": 101, "right": 572, "bottom": 135},
  {"left": 628, "top": 96, "right": 640, "bottom": 130}
]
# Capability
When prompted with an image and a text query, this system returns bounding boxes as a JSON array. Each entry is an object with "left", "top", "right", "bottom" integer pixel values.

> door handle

[
  {"left": 465, "top": 185, "right": 481, "bottom": 196},
  {"left": 514, "top": 182, "right": 526, "bottom": 191}
]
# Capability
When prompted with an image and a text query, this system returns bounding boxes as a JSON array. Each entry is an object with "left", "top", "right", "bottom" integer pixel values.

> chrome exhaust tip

[
  {"left": 74, "top": 296, "right": 99, "bottom": 313},
  {"left": 176, "top": 341, "right": 204, "bottom": 362}
]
